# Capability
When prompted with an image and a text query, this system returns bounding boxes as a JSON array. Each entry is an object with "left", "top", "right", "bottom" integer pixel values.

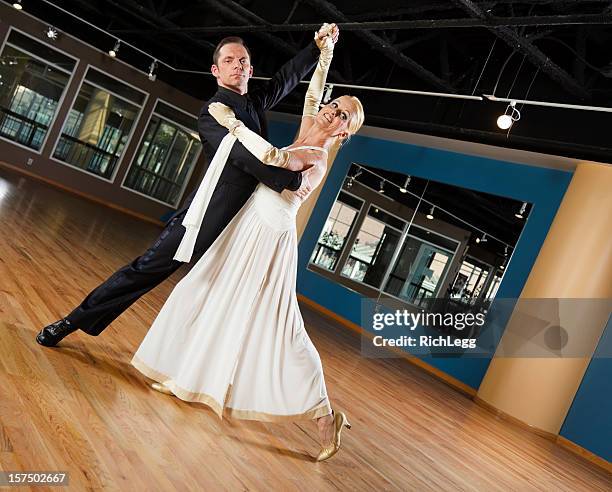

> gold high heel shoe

[
  {"left": 316, "top": 411, "right": 351, "bottom": 462},
  {"left": 151, "top": 381, "right": 174, "bottom": 395}
]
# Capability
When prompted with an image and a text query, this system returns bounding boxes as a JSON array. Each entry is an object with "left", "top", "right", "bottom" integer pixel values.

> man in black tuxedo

[{"left": 37, "top": 25, "right": 337, "bottom": 347}]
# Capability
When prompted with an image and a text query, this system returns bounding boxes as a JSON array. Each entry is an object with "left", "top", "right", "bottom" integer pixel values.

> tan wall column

[
  {"left": 296, "top": 143, "right": 340, "bottom": 241},
  {"left": 477, "top": 162, "right": 612, "bottom": 434}
]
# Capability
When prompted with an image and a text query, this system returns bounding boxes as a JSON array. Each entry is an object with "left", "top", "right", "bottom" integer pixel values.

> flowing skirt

[{"left": 131, "top": 186, "right": 331, "bottom": 422}]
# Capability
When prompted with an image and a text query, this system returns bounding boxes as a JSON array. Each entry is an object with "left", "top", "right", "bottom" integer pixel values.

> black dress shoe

[{"left": 36, "top": 318, "right": 78, "bottom": 347}]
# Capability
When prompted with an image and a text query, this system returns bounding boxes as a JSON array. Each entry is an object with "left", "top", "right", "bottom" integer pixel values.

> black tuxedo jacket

[{"left": 175, "top": 43, "right": 320, "bottom": 219}]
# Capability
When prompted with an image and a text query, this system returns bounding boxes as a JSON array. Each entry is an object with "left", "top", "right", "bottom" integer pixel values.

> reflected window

[
  {"left": 123, "top": 101, "right": 202, "bottom": 206},
  {"left": 0, "top": 30, "right": 76, "bottom": 150},
  {"left": 342, "top": 206, "right": 405, "bottom": 287},
  {"left": 310, "top": 191, "right": 362, "bottom": 271},
  {"left": 384, "top": 225, "right": 457, "bottom": 306},
  {"left": 53, "top": 67, "right": 145, "bottom": 180},
  {"left": 449, "top": 257, "right": 491, "bottom": 305}
]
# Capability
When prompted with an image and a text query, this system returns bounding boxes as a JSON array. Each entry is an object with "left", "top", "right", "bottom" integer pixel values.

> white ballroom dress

[{"left": 131, "top": 143, "right": 332, "bottom": 422}]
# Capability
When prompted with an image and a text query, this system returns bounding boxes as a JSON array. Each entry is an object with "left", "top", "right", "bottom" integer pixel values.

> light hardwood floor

[{"left": 0, "top": 168, "right": 610, "bottom": 491}]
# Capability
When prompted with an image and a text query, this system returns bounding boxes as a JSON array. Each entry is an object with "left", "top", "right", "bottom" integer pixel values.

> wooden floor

[{"left": 0, "top": 167, "right": 610, "bottom": 492}]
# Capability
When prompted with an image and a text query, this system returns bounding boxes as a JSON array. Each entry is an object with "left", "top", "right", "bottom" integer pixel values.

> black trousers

[{"left": 67, "top": 182, "right": 254, "bottom": 336}]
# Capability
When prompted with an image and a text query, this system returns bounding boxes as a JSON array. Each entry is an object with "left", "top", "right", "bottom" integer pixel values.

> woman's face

[{"left": 315, "top": 96, "right": 357, "bottom": 139}]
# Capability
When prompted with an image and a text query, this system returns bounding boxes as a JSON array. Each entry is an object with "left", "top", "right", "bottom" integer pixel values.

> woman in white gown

[{"left": 131, "top": 24, "right": 364, "bottom": 461}]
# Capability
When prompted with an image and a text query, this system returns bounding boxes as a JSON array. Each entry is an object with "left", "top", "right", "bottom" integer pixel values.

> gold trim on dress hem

[{"left": 131, "top": 356, "right": 332, "bottom": 423}]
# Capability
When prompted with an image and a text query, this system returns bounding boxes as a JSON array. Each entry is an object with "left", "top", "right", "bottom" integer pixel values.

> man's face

[{"left": 211, "top": 43, "right": 253, "bottom": 95}]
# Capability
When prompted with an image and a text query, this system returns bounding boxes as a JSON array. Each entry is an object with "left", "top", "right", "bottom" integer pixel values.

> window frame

[
  {"left": 308, "top": 188, "right": 365, "bottom": 274},
  {"left": 49, "top": 64, "right": 148, "bottom": 184},
  {"left": 0, "top": 27, "right": 79, "bottom": 155},
  {"left": 120, "top": 98, "right": 202, "bottom": 208}
]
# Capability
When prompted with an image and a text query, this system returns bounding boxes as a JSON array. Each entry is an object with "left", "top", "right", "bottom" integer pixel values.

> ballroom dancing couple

[{"left": 36, "top": 22, "right": 364, "bottom": 461}]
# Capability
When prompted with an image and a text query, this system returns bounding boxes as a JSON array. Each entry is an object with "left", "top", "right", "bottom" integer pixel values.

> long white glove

[
  {"left": 208, "top": 102, "right": 291, "bottom": 168},
  {"left": 303, "top": 23, "right": 335, "bottom": 117}
]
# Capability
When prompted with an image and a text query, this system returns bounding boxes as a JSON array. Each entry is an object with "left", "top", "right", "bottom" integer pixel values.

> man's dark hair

[{"left": 212, "top": 37, "right": 252, "bottom": 65}]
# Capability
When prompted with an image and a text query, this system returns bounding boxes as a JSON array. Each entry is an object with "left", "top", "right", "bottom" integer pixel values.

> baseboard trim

[
  {"left": 297, "top": 294, "right": 477, "bottom": 398},
  {"left": 0, "top": 161, "right": 165, "bottom": 227},
  {"left": 473, "top": 396, "right": 558, "bottom": 441},
  {"left": 556, "top": 436, "right": 612, "bottom": 474}
]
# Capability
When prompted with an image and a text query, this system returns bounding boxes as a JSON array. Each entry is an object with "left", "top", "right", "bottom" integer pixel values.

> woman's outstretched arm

[{"left": 300, "top": 23, "right": 336, "bottom": 133}]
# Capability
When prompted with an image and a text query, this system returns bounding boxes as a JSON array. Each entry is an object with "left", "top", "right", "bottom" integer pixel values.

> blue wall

[
  {"left": 269, "top": 120, "right": 573, "bottom": 389},
  {"left": 560, "top": 316, "right": 612, "bottom": 462}
]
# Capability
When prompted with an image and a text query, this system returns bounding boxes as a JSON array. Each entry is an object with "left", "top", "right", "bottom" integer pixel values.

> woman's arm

[
  {"left": 208, "top": 102, "right": 309, "bottom": 172},
  {"left": 297, "top": 24, "right": 336, "bottom": 139}
]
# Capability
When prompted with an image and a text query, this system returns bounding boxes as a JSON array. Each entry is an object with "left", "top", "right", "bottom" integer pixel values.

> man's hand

[
  {"left": 208, "top": 102, "right": 241, "bottom": 131},
  {"left": 294, "top": 167, "right": 314, "bottom": 199},
  {"left": 315, "top": 23, "right": 339, "bottom": 50}
]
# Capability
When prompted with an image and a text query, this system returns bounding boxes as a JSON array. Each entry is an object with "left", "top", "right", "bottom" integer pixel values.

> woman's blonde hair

[
  {"left": 333, "top": 95, "right": 364, "bottom": 151},
  {"left": 346, "top": 95, "right": 364, "bottom": 135}
]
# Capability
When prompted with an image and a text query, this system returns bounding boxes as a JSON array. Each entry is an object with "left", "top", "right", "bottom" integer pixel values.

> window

[
  {"left": 341, "top": 206, "right": 405, "bottom": 288},
  {"left": 122, "top": 101, "right": 202, "bottom": 206},
  {"left": 310, "top": 191, "right": 362, "bottom": 271},
  {"left": 383, "top": 225, "right": 457, "bottom": 306},
  {"left": 52, "top": 66, "right": 145, "bottom": 180},
  {"left": 0, "top": 30, "right": 76, "bottom": 151},
  {"left": 449, "top": 257, "right": 492, "bottom": 305}
]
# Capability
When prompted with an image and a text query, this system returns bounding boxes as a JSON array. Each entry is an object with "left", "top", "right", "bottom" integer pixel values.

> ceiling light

[
  {"left": 399, "top": 175, "right": 411, "bottom": 193},
  {"left": 45, "top": 26, "right": 59, "bottom": 40},
  {"left": 109, "top": 39, "right": 120, "bottom": 58},
  {"left": 426, "top": 206, "right": 434, "bottom": 220},
  {"left": 476, "top": 233, "right": 487, "bottom": 244},
  {"left": 379, "top": 179, "right": 385, "bottom": 194},
  {"left": 344, "top": 176, "right": 354, "bottom": 189},
  {"left": 148, "top": 59, "right": 157, "bottom": 81},
  {"left": 515, "top": 201, "right": 528, "bottom": 219},
  {"left": 497, "top": 101, "right": 521, "bottom": 130},
  {"left": 504, "top": 245, "right": 509, "bottom": 257},
  {"left": 13, "top": 0, "right": 23, "bottom": 10}
]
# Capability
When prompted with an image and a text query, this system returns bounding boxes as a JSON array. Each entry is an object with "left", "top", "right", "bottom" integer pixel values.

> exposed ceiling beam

[
  {"left": 110, "top": 13, "right": 612, "bottom": 34},
  {"left": 452, "top": 0, "right": 590, "bottom": 99},
  {"left": 95, "top": 0, "right": 216, "bottom": 55},
  {"left": 64, "top": 0, "right": 215, "bottom": 70}
]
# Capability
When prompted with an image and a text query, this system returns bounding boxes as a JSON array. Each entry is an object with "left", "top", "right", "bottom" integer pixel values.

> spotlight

[
  {"left": 426, "top": 205, "right": 434, "bottom": 220},
  {"left": 148, "top": 60, "right": 158, "bottom": 81},
  {"left": 45, "top": 26, "right": 59, "bottom": 40},
  {"left": 497, "top": 101, "right": 520, "bottom": 130},
  {"left": 399, "top": 175, "right": 411, "bottom": 193},
  {"left": 378, "top": 179, "right": 385, "bottom": 194},
  {"left": 476, "top": 233, "right": 487, "bottom": 244},
  {"left": 323, "top": 83, "right": 334, "bottom": 104},
  {"left": 504, "top": 245, "right": 509, "bottom": 257},
  {"left": 13, "top": 0, "right": 23, "bottom": 10},
  {"left": 109, "top": 39, "right": 120, "bottom": 58},
  {"left": 515, "top": 201, "right": 528, "bottom": 219},
  {"left": 344, "top": 176, "right": 354, "bottom": 189}
]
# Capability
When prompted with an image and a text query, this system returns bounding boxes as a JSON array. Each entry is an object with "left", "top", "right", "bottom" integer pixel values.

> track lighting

[
  {"left": 504, "top": 245, "right": 509, "bottom": 257},
  {"left": 497, "top": 101, "right": 520, "bottom": 130},
  {"left": 515, "top": 201, "right": 527, "bottom": 219},
  {"left": 426, "top": 206, "right": 434, "bottom": 220},
  {"left": 399, "top": 175, "right": 411, "bottom": 193},
  {"left": 148, "top": 60, "right": 158, "bottom": 81},
  {"left": 45, "top": 26, "right": 59, "bottom": 40},
  {"left": 344, "top": 176, "right": 354, "bottom": 189},
  {"left": 378, "top": 179, "right": 385, "bottom": 194},
  {"left": 108, "top": 39, "right": 120, "bottom": 58},
  {"left": 13, "top": 0, "right": 23, "bottom": 10},
  {"left": 476, "top": 233, "right": 487, "bottom": 244}
]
